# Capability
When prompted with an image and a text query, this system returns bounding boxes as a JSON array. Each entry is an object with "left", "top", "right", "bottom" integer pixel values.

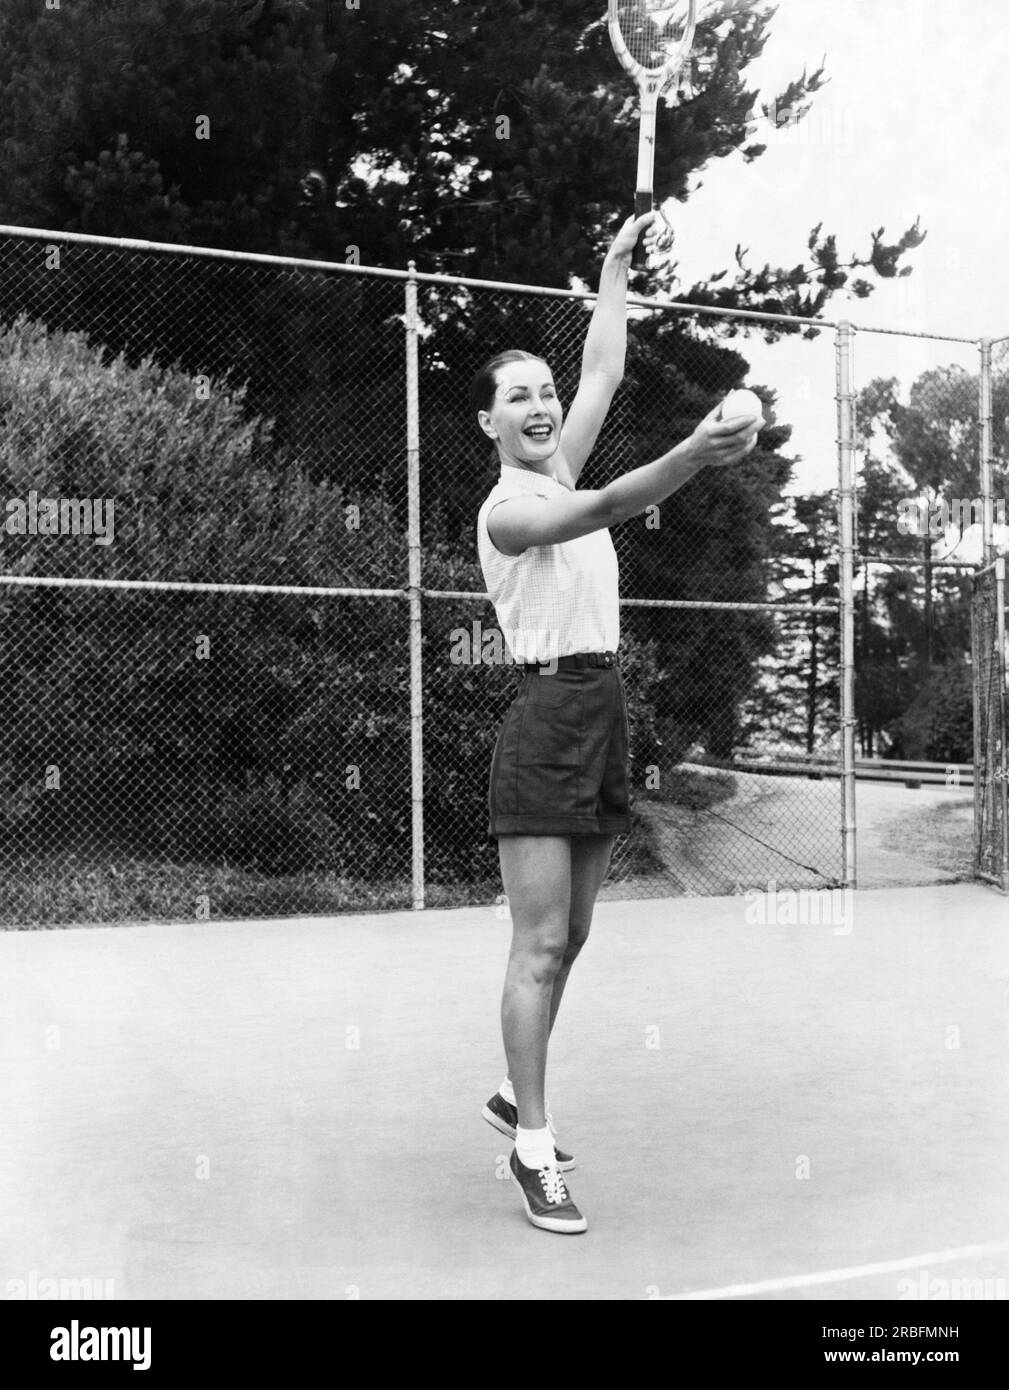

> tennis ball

[{"left": 719, "top": 388, "right": 764, "bottom": 424}]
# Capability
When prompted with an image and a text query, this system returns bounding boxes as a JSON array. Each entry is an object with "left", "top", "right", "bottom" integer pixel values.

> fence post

[
  {"left": 971, "top": 563, "right": 983, "bottom": 878},
  {"left": 996, "top": 557, "right": 1009, "bottom": 891},
  {"left": 835, "top": 321, "right": 857, "bottom": 889},
  {"left": 979, "top": 338, "right": 994, "bottom": 567},
  {"left": 405, "top": 263, "right": 425, "bottom": 910}
]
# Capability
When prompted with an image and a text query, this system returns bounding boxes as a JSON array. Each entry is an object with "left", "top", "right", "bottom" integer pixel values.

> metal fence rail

[{"left": 0, "top": 224, "right": 1005, "bottom": 921}]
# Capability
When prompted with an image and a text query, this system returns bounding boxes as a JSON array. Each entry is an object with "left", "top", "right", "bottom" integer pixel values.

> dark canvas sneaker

[
  {"left": 509, "top": 1150, "right": 587, "bottom": 1234},
  {"left": 481, "top": 1092, "right": 575, "bottom": 1171}
]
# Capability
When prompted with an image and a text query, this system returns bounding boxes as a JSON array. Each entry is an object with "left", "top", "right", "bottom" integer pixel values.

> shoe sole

[
  {"left": 481, "top": 1106, "right": 576, "bottom": 1172},
  {"left": 511, "top": 1172, "right": 588, "bottom": 1234}
]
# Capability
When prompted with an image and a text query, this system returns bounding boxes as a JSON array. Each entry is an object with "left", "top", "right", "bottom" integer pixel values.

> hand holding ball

[
  {"left": 719, "top": 389, "right": 764, "bottom": 426},
  {"left": 693, "top": 388, "right": 765, "bottom": 468}
]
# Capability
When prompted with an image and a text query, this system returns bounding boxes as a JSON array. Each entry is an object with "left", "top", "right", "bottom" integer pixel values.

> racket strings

[{"left": 614, "top": 0, "right": 694, "bottom": 74}]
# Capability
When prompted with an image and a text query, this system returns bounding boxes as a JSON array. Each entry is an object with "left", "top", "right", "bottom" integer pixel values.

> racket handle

[{"left": 632, "top": 193, "right": 652, "bottom": 272}]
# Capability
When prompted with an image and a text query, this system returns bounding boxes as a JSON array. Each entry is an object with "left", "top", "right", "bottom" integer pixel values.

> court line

[{"left": 659, "top": 1240, "right": 1009, "bottom": 1300}]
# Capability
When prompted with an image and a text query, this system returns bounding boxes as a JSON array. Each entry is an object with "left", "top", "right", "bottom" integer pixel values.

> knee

[{"left": 511, "top": 929, "right": 567, "bottom": 985}]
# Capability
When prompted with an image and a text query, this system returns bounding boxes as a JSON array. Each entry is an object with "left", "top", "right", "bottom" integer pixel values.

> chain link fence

[
  {"left": 845, "top": 329, "right": 1008, "bottom": 885},
  {"left": 853, "top": 333, "right": 983, "bottom": 746},
  {"left": 0, "top": 586, "right": 413, "bottom": 924},
  {"left": 0, "top": 225, "right": 1005, "bottom": 923},
  {"left": 417, "top": 275, "right": 843, "bottom": 898}
]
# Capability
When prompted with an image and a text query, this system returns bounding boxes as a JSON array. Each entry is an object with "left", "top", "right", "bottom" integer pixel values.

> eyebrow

[{"left": 502, "top": 381, "right": 555, "bottom": 394}]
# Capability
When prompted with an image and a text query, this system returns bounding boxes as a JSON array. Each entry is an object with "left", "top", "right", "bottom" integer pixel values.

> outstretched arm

[
  {"left": 552, "top": 211, "right": 669, "bottom": 490},
  {"left": 489, "top": 402, "right": 760, "bottom": 556}
]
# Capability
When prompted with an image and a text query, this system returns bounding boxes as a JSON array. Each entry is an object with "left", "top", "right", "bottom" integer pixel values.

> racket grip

[{"left": 632, "top": 193, "right": 652, "bottom": 272}]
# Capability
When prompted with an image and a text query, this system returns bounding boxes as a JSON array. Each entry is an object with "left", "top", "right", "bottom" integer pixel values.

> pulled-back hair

[{"left": 470, "top": 349, "right": 549, "bottom": 423}]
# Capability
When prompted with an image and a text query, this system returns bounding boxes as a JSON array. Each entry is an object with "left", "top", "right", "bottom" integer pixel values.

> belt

[{"left": 520, "top": 651, "right": 618, "bottom": 671}]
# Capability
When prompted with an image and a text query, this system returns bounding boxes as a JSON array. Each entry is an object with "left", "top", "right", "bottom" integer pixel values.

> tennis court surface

[{"left": 3, "top": 884, "right": 1007, "bottom": 1301}]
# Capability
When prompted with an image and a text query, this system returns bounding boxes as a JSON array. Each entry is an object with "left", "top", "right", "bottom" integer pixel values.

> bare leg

[
  {"left": 548, "top": 834, "right": 615, "bottom": 1033},
  {"left": 498, "top": 836, "right": 571, "bottom": 1131}
]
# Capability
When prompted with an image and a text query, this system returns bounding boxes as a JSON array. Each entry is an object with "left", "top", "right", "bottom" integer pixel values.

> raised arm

[{"left": 552, "top": 212, "right": 667, "bottom": 490}]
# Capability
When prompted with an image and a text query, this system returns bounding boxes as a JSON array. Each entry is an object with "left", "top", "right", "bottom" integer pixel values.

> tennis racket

[{"left": 607, "top": 0, "right": 699, "bottom": 270}]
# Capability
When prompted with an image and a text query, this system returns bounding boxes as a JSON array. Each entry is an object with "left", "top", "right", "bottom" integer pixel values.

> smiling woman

[
  {"left": 469, "top": 350, "right": 559, "bottom": 468},
  {"left": 470, "top": 210, "right": 760, "bottom": 1236}
]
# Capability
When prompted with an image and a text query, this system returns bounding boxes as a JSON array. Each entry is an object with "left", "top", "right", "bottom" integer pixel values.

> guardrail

[{"left": 730, "top": 754, "right": 974, "bottom": 789}]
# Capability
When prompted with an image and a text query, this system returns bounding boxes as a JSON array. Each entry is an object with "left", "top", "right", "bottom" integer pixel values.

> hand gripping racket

[{"left": 607, "top": 1, "right": 698, "bottom": 270}]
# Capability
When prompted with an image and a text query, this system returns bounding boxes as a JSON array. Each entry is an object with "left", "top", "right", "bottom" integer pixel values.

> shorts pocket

[{"left": 516, "top": 675, "right": 583, "bottom": 766}]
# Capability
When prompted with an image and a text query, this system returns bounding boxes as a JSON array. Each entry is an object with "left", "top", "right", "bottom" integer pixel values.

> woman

[{"left": 474, "top": 212, "right": 760, "bottom": 1233}]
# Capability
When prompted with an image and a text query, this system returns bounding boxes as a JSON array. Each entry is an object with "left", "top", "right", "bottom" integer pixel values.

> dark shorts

[{"left": 488, "top": 662, "right": 632, "bottom": 838}]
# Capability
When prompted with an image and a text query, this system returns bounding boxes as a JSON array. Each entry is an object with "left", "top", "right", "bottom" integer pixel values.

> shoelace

[{"left": 538, "top": 1166, "right": 569, "bottom": 1206}]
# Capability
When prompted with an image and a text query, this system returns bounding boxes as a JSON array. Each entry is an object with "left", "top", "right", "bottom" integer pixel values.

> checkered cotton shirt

[{"left": 476, "top": 465, "right": 620, "bottom": 665}]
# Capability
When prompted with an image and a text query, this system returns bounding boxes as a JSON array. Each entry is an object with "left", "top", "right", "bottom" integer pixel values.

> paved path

[{"left": 635, "top": 775, "right": 975, "bottom": 895}]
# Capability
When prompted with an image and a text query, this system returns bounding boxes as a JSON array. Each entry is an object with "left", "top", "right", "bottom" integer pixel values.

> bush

[{"left": 0, "top": 317, "right": 413, "bottom": 909}]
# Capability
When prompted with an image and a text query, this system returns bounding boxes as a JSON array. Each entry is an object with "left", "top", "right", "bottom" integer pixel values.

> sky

[{"left": 665, "top": 0, "right": 1009, "bottom": 500}]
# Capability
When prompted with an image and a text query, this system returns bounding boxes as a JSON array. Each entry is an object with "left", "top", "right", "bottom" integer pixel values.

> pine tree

[{"left": 0, "top": 0, "right": 924, "bottom": 305}]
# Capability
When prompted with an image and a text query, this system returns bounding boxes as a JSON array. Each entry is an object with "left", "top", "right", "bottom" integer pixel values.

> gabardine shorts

[{"left": 488, "top": 656, "right": 632, "bottom": 837}]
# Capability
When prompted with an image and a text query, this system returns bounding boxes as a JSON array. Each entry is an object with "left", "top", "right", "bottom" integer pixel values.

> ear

[{"left": 477, "top": 410, "right": 498, "bottom": 440}]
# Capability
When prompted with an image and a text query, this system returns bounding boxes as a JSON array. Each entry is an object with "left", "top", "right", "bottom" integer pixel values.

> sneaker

[
  {"left": 481, "top": 1092, "right": 575, "bottom": 1171},
  {"left": 509, "top": 1150, "right": 587, "bottom": 1234}
]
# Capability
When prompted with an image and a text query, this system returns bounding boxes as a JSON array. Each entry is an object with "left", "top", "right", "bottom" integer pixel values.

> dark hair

[{"left": 469, "top": 349, "right": 550, "bottom": 423}]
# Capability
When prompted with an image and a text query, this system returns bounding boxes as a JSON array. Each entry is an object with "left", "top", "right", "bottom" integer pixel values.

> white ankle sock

[{"left": 515, "top": 1125, "right": 555, "bottom": 1171}]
